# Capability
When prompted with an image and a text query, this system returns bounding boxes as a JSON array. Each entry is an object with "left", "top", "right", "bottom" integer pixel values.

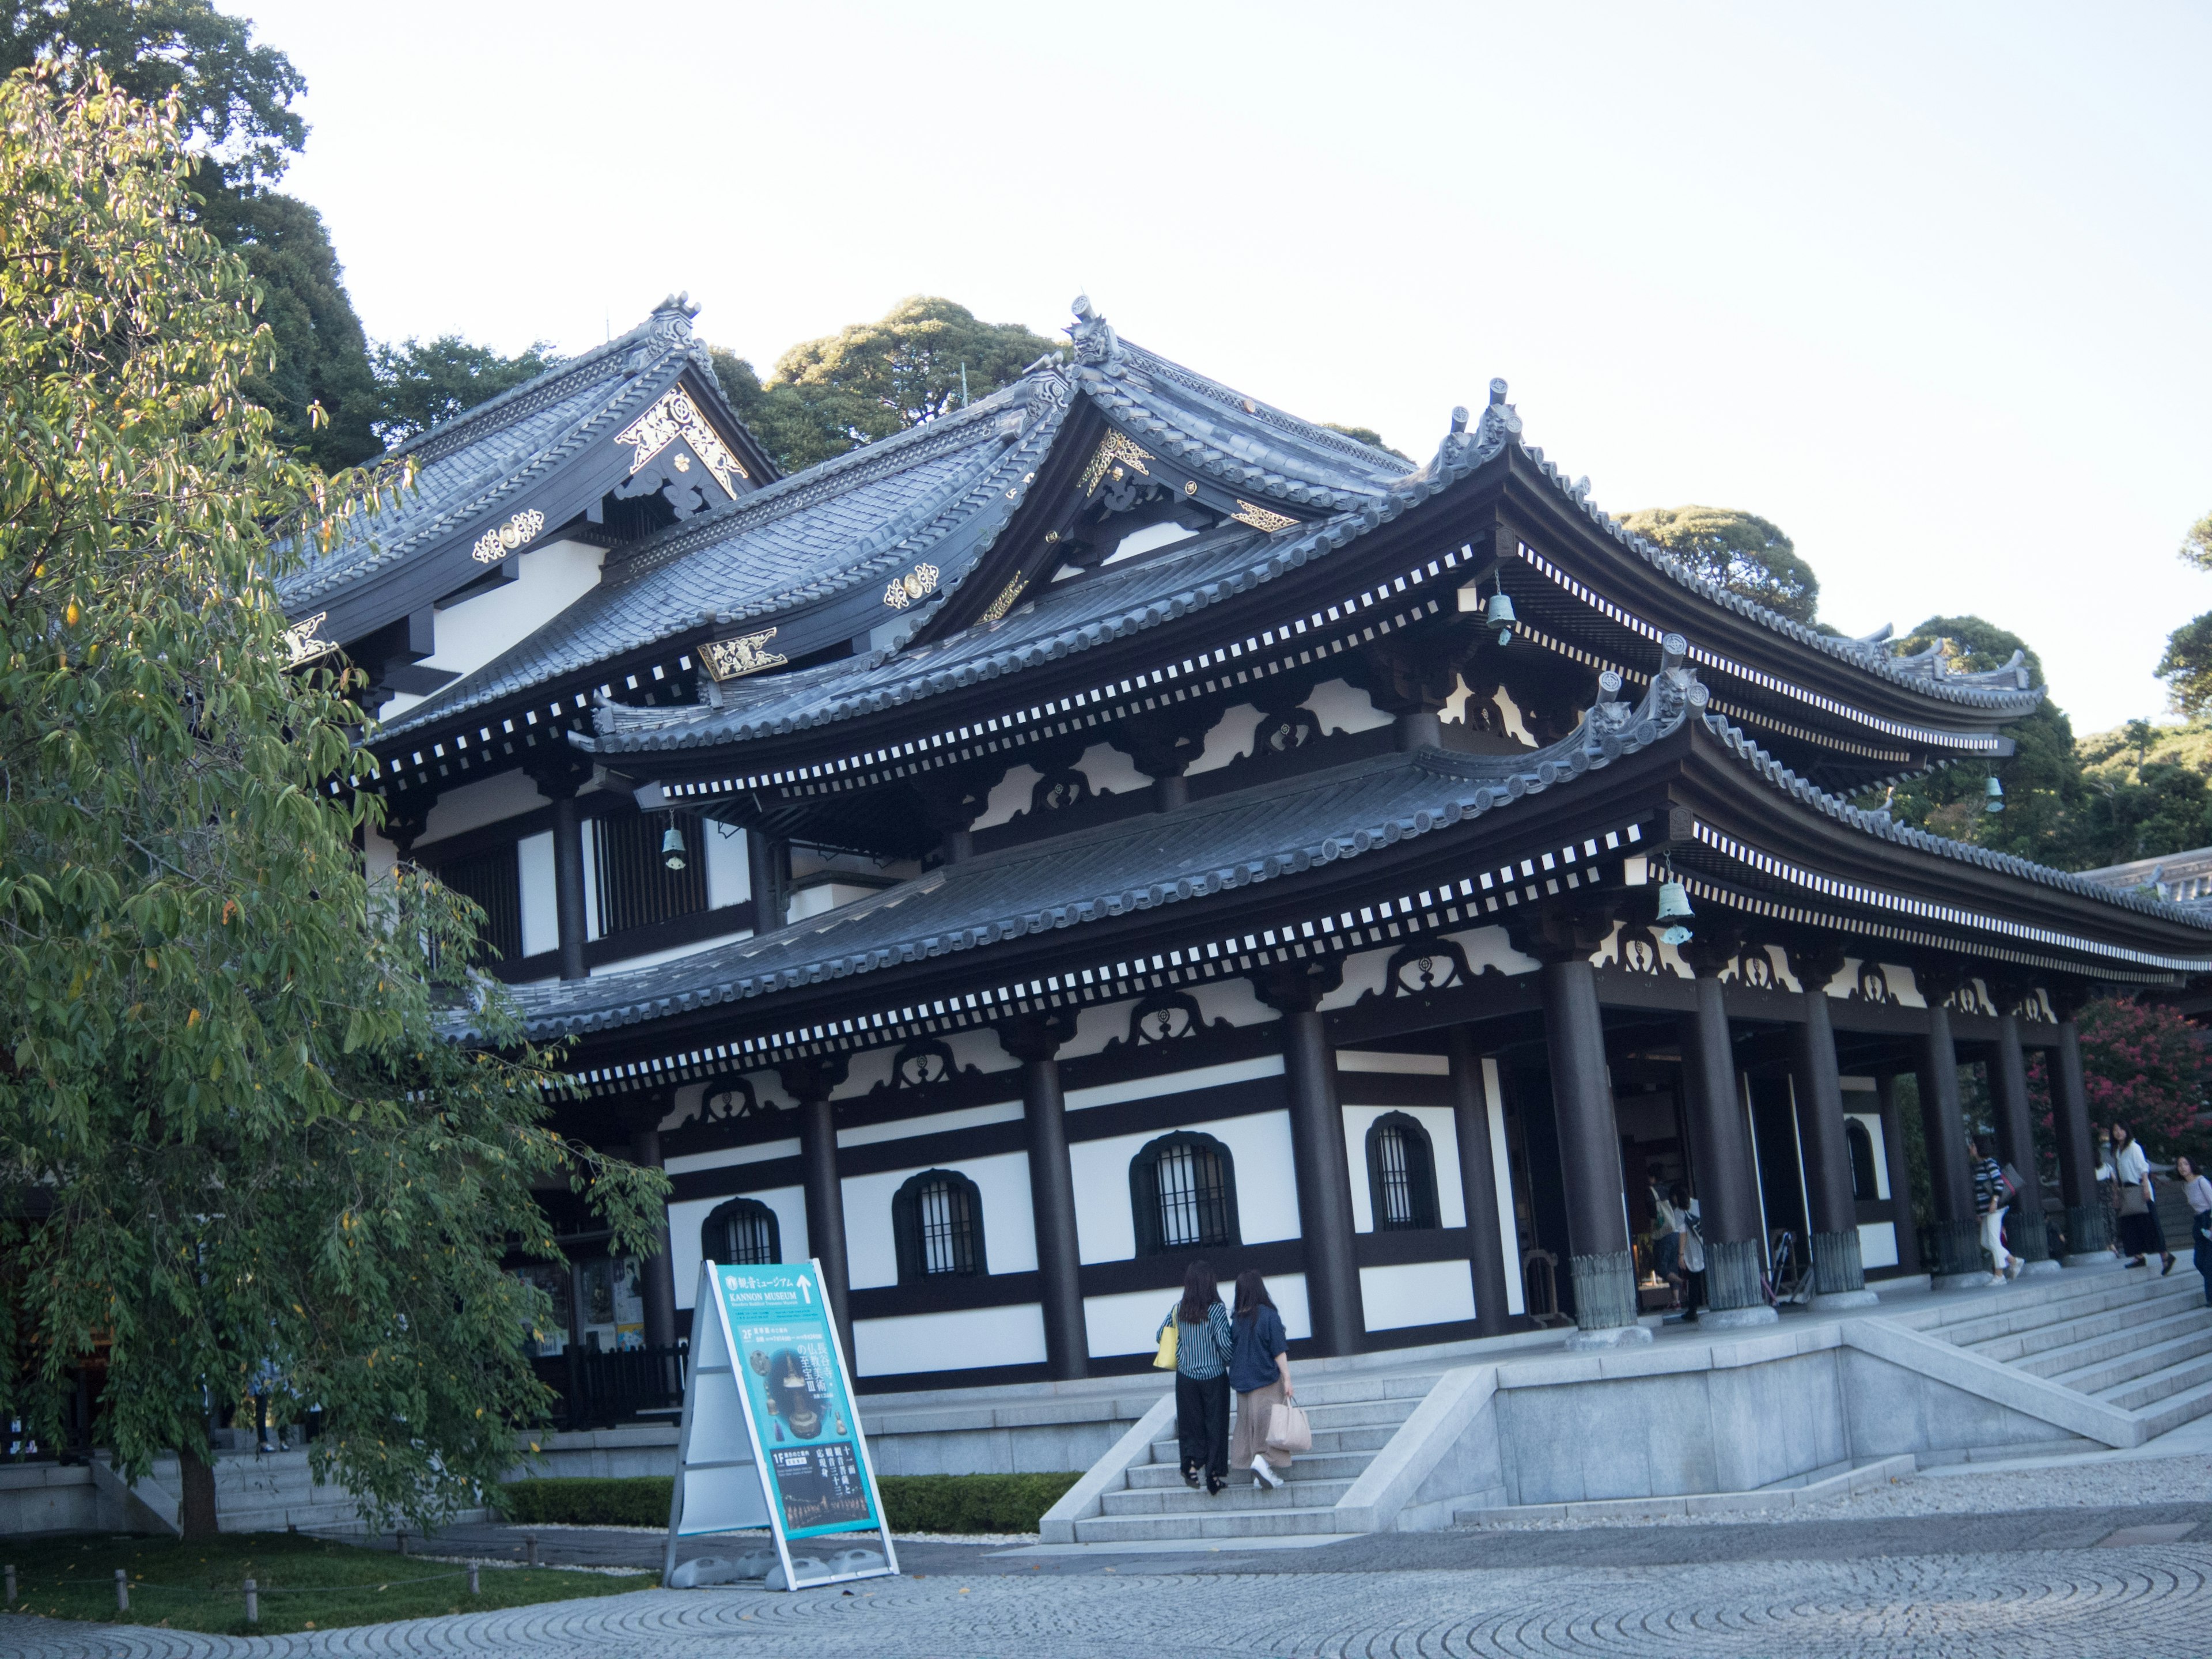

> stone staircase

[
  {"left": 1906, "top": 1268, "right": 2212, "bottom": 1442},
  {"left": 1067, "top": 1370, "right": 1441, "bottom": 1544}
]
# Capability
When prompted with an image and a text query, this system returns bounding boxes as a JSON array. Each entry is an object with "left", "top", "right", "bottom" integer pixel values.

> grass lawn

[{"left": 0, "top": 1531, "right": 656, "bottom": 1637}]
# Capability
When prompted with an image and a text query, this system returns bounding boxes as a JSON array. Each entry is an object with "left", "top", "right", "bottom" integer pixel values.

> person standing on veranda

[
  {"left": 1228, "top": 1268, "right": 1294, "bottom": 1490},
  {"left": 2111, "top": 1123, "right": 2176, "bottom": 1274},
  {"left": 1158, "top": 1259, "right": 1234, "bottom": 1495},
  {"left": 1970, "top": 1135, "right": 2018, "bottom": 1285},
  {"left": 2175, "top": 1155, "right": 2212, "bottom": 1308}
]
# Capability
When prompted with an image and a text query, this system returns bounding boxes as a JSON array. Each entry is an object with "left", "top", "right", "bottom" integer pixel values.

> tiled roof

[
  {"left": 498, "top": 657, "right": 1696, "bottom": 1039},
  {"left": 377, "top": 374, "right": 1075, "bottom": 739},
  {"left": 278, "top": 301, "right": 719, "bottom": 611}
]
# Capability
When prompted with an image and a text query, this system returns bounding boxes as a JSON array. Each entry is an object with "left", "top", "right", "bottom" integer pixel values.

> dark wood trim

[
  {"left": 849, "top": 1268, "right": 1037, "bottom": 1320},
  {"left": 1351, "top": 1226, "right": 1473, "bottom": 1267},
  {"left": 489, "top": 900, "right": 754, "bottom": 985}
]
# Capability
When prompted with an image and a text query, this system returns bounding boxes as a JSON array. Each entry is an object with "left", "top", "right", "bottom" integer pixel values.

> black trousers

[{"left": 1175, "top": 1371, "right": 1230, "bottom": 1484}]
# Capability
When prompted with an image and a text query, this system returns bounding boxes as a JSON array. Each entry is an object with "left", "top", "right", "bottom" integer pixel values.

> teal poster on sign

[{"left": 664, "top": 1258, "right": 896, "bottom": 1592}]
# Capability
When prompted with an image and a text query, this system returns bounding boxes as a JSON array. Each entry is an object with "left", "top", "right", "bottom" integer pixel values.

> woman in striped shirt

[{"left": 1160, "top": 1260, "right": 1236, "bottom": 1495}]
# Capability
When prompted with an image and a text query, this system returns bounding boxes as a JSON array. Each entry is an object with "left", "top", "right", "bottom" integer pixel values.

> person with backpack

[
  {"left": 1157, "top": 1259, "right": 1234, "bottom": 1495},
  {"left": 2111, "top": 1123, "right": 2175, "bottom": 1274},
  {"left": 1227, "top": 1268, "right": 1295, "bottom": 1490}
]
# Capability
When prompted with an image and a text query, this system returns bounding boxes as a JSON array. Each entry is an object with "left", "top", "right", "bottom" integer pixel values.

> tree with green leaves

[
  {"left": 370, "top": 334, "right": 560, "bottom": 448},
  {"left": 2157, "top": 509, "right": 2212, "bottom": 718},
  {"left": 0, "top": 67, "right": 662, "bottom": 1539},
  {"left": 1616, "top": 505, "right": 1821, "bottom": 626},
  {"left": 712, "top": 296, "right": 1060, "bottom": 472}
]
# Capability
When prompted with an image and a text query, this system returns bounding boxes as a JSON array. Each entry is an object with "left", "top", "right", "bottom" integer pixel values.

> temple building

[{"left": 282, "top": 294, "right": 2212, "bottom": 1397}]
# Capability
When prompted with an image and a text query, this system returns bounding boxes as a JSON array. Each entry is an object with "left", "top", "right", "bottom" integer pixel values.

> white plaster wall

[
  {"left": 1103, "top": 520, "right": 1195, "bottom": 565},
  {"left": 1858, "top": 1220, "right": 1900, "bottom": 1271},
  {"left": 1084, "top": 1272, "right": 1312, "bottom": 1358},
  {"left": 584, "top": 930, "right": 751, "bottom": 976},
  {"left": 1062, "top": 1054, "right": 1283, "bottom": 1113},
  {"left": 1191, "top": 975, "right": 1277, "bottom": 1028},
  {"left": 1483, "top": 1057, "right": 1524, "bottom": 1315},
  {"left": 1058, "top": 997, "right": 1135, "bottom": 1058},
  {"left": 422, "top": 769, "right": 546, "bottom": 843},
  {"left": 1068, "top": 1108, "right": 1299, "bottom": 1264},
  {"left": 1301, "top": 678, "right": 1391, "bottom": 735},
  {"left": 1847, "top": 1111, "right": 1892, "bottom": 1200},
  {"left": 1185, "top": 703, "right": 1266, "bottom": 777},
  {"left": 580, "top": 819, "right": 602, "bottom": 940},
  {"left": 1318, "top": 944, "right": 1393, "bottom": 1010},
  {"left": 789, "top": 881, "right": 884, "bottom": 921},
  {"left": 1340, "top": 1104, "right": 1467, "bottom": 1233},
  {"left": 365, "top": 827, "right": 401, "bottom": 887},
  {"left": 842, "top": 1150, "right": 1037, "bottom": 1290},
  {"left": 837, "top": 1101, "right": 1022, "bottom": 1149},
  {"left": 1073, "top": 741, "right": 1149, "bottom": 796},
  {"left": 664, "top": 1138, "right": 803, "bottom": 1177},
  {"left": 382, "top": 539, "right": 606, "bottom": 721},
  {"left": 704, "top": 824, "right": 749, "bottom": 911},
  {"left": 1336, "top": 1050, "right": 1449, "bottom": 1077},
  {"left": 516, "top": 831, "right": 556, "bottom": 959},
  {"left": 669, "top": 1183, "right": 805, "bottom": 1311},
  {"left": 1359, "top": 1259, "right": 1476, "bottom": 1332},
  {"left": 972, "top": 764, "right": 1042, "bottom": 831},
  {"left": 855, "top": 1304, "right": 1047, "bottom": 1377},
  {"left": 1448, "top": 925, "right": 1543, "bottom": 976}
]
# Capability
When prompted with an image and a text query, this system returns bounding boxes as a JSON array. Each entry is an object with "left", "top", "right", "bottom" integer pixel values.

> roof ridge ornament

[
  {"left": 1069, "top": 294, "right": 1120, "bottom": 368},
  {"left": 1421, "top": 378, "right": 1521, "bottom": 482}
]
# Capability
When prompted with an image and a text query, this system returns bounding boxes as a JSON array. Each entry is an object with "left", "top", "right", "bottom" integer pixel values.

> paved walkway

[{"left": 6, "top": 1503, "right": 2207, "bottom": 1656}]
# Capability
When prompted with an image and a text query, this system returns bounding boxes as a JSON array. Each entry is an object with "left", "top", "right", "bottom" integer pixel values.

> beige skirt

[{"left": 1232, "top": 1378, "right": 1292, "bottom": 1469}]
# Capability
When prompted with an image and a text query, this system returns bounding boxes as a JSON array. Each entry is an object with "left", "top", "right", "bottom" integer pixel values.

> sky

[{"left": 243, "top": 0, "right": 2212, "bottom": 736}]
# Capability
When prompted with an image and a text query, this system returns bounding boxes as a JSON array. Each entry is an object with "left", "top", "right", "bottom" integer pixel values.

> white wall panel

[
  {"left": 1340, "top": 1104, "right": 1465, "bottom": 1232},
  {"left": 1483, "top": 1059, "right": 1524, "bottom": 1316},
  {"left": 423, "top": 769, "right": 546, "bottom": 843},
  {"left": 1858, "top": 1220, "right": 1899, "bottom": 1270},
  {"left": 1846, "top": 1112, "right": 1892, "bottom": 1200},
  {"left": 1063, "top": 1054, "right": 1283, "bottom": 1113},
  {"left": 840, "top": 1150, "right": 1036, "bottom": 1290},
  {"left": 838, "top": 1101, "right": 1022, "bottom": 1149},
  {"left": 1069, "top": 1110, "right": 1299, "bottom": 1264},
  {"left": 664, "top": 1138, "right": 802, "bottom": 1177},
  {"left": 517, "top": 831, "right": 557, "bottom": 960},
  {"left": 1359, "top": 1260, "right": 1476, "bottom": 1332},
  {"left": 704, "top": 823, "right": 749, "bottom": 911},
  {"left": 1081, "top": 1273, "right": 1312, "bottom": 1358},
  {"left": 669, "top": 1184, "right": 805, "bottom": 1310},
  {"left": 855, "top": 1304, "right": 1046, "bottom": 1377}
]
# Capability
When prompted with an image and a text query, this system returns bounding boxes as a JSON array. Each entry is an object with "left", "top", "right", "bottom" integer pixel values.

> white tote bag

[{"left": 1264, "top": 1399, "right": 1312, "bottom": 1455}]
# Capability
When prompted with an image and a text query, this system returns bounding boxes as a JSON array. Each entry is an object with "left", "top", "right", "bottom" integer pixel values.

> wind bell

[
  {"left": 662, "top": 819, "right": 688, "bottom": 871},
  {"left": 1485, "top": 584, "right": 1517, "bottom": 646},
  {"left": 1984, "top": 774, "right": 2005, "bottom": 815},
  {"left": 1655, "top": 869, "right": 1694, "bottom": 947}
]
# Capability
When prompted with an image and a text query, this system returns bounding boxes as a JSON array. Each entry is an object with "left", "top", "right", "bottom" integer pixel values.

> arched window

[
  {"left": 1845, "top": 1120, "right": 1880, "bottom": 1202},
  {"left": 702, "top": 1197, "right": 781, "bottom": 1267},
  {"left": 1365, "top": 1111, "right": 1440, "bottom": 1230},
  {"left": 1130, "top": 1132, "right": 1240, "bottom": 1256},
  {"left": 892, "top": 1169, "right": 986, "bottom": 1282}
]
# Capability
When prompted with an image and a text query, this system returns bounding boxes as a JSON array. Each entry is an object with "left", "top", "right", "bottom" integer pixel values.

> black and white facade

[{"left": 285, "top": 296, "right": 2212, "bottom": 1392}]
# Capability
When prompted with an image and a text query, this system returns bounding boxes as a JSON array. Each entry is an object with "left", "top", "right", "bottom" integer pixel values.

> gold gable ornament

[
  {"left": 884, "top": 562, "right": 940, "bottom": 609},
  {"left": 613, "top": 387, "right": 750, "bottom": 498},
  {"left": 980, "top": 573, "right": 1027, "bottom": 623},
  {"left": 282, "top": 612, "right": 334, "bottom": 666},
  {"left": 472, "top": 507, "right": 546, "bottom": 565},
  {"left": 699, "top": 628, "right": 787, "bottom": 682},
  {"left": 1230, "top": 500, "right": 1298, "bottom": 534},
  {"left": 1078, "top": 431, "right": 1153, "bottom": 497}
]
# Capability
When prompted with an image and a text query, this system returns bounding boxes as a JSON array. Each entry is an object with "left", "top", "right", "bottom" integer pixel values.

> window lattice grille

[
  {"left": 1156, "top": 1142, "right": 1230, "bottom": 1250},
  {"left": 1376, "top": 1125, "right": 1418, "bottom": 1229},
  {"left": 915, "top": 1177, "right": 977, "bottom": 1276}
]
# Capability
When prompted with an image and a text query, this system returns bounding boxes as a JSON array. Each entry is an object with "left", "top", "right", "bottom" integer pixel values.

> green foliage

[
  {"left": 1616, "top": 505, "right": 1820, "bottom": 625},
  {"left": 2157, "top": 611, "right": 2212, "bottom": 720},
  {"left": 499, "top": 1475, "right": 674, "bottom": 1528},
  {"left": 0, "top": 0, "right": 304, "bottom": 187},
  {"left": 497, "top": 1471, "right": 1084, "bottom": 1533},
  {"left": 878, "top": 1471, "right": 1081, "bottom": 1533},
  {"left": 194, "top": 184, "right": 378, "bottom": 468},
  {"left": 0, "top": 67, "right": 664, "bottom": 1535},
  {"left": 2180, "top": 509, "right": 2212, "bottom": 573},
  {"left": 1319, "top": 422, "right": 1409, "bottom": 461},
  {"left": 370, "top": 334, "right": 560, "bottom": 450},
  {"left": 1, "top": 1530, "right": 653, "bottom": 1635},
  {"left": 711, "top": 296, "right": 1059, "bottom": 473}
]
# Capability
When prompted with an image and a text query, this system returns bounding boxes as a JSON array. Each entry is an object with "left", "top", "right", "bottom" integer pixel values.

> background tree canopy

[
  {"left": 0, "top": 66, "right": 660, "bottom": 1537},
  {"left": 369, "top": 334, "right": 560, "bottom": 448},
  {"left": 1616, "top": 505, "right": 1821, "bottom": 626},
  {"left": 711, "top": 296, "right": 1060, "bottom": 472}
]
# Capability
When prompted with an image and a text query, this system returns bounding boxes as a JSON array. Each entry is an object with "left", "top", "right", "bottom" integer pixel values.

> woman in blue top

[
  {"left": 1158, "top": 1259, "right": 1234, "bottom": 1494},
  {"left": 1228, "top": 1268, "right": 1294, "bottom": 1489}
]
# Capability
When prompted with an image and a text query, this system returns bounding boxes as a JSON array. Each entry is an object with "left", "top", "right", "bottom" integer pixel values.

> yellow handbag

[{"left": 1152, "top": 1312, "right": 1178, "bottom": 1370}]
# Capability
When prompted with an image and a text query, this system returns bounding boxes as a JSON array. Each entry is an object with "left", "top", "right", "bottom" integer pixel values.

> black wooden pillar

[
  {"left": 748, "top": 830, "right": 790, "bottom": 933},
  {"left": 1787, "top": 976, "right": 1875, "bottom": 1305},
  {"left": 627, "top": 1116, "right": 678, "bottom": 1349},
  {"left": 1255, "top": 961, "right": 1363, "bottom": 1356},
  {"left": 1873, "top": 1073, "right": 1922, "bottom": 1277},
  {"left": 1989, "top": 1013, "right": 2054, "bottom": 1271},
  {"left": 1677, "top": 960, "right": 1774, "bottom": 1326},
  {"left": 550, "top": 795, "right": 590, "bottom": 981},
  {"left": 1539, "top": 960, "right": 1645, "bottom": 1346},
  {"left": 2051, "top": 1016, "right": 2111, "bottom": 1262},
  {"left": 999, "top": 1014, "right": 1089, "bottom": 1380},
  {"left": 1915, "top": 994, "right": 1983, "bottom": 1283},
  {"left": 1445, "top": 1027, "right": 1514, "bottom": 1338},
  {"left": 781, "top": 1055, "right": 853, "bottom": 1365}
]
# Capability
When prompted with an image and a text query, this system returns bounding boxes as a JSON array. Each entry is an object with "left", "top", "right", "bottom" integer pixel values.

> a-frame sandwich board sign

[{"left": 663, "top": 1259, "right": 898, "bottom": 1591}]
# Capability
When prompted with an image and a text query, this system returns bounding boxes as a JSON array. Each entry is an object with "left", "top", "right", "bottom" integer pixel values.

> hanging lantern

[
  {"left": 662, "top": 820, "right": 687, "bottom": 871},
  {"left": 1656, "top": 874, "right": 1693, "bottom": 946},
  {"left": 1984, "top": 774, "right": 2005, "bottom": 815},
  {"left": 1485, "top": 586, "right": 1517, "bottom": 646}
]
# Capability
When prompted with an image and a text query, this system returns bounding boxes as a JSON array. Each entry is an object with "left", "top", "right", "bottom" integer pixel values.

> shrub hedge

[{"left": 494, "top": 1471, "right": 1082, "bottom": 1534}]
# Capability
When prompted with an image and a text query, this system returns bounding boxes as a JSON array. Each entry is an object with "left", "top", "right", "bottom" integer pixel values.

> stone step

[
  {"left": 2099, "top": 1350, "right": 2212, "bottom": 1412},
  {"left": 2133, "top": 1375, "right": 2212, "bottom": 1439},
  {"left": 1100, "top": 1476, "right": 1355, "bottom": 1516},
  {"left": 1143, "top": 1395, "right": 1413, "bottom": 1445},
  {"left": 1973, "top": 1283, "right": 2212, "bottom": 1362},
  {"left": 1126, "top": 1451, "right": 1372, "bottom": 1489},
  {"left": 2044, "top": 1316, "right": 2212, "bottom": 1393},
  {"left": 1146, "top": 1421, "right": 1402, "bottom": 1463},
  {"left": 1072, "top": 1504, "right": 1353, "bottom": 1543},
  {"left": 1934, "top": 1277, "right": 2196, "bottom": 1350}
]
